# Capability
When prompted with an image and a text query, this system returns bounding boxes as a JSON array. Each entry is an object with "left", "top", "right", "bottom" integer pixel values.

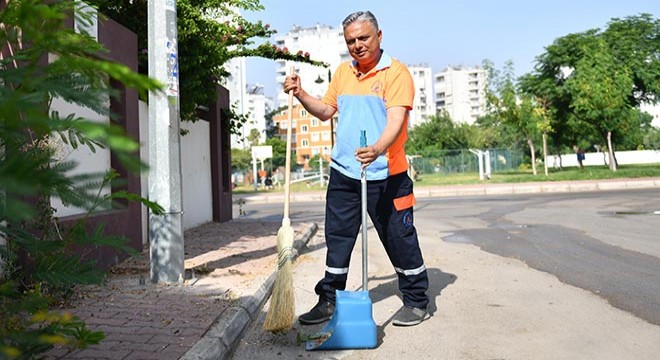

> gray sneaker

[{"left": 392, "top": 306, "right": 429, "bottom": 326}]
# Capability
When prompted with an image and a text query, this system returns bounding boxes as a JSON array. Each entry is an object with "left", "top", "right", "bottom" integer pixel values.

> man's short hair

[{"left": 342, "top": 11, "right": 379, "bottom": 31}]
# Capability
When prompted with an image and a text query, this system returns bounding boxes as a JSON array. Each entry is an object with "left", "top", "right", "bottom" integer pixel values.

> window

[
  {"left": 312, "top": 133, "right": 319, "bottom": 141},
  {"left": 300, "top": 109, "right": 308, "bottom": 117},
  {"left": 301, "top": 125, "right": 308, "bottom": 133},
  {"left": 301, "top": 139, "right": 309, "bottom": 147},
  {"left": 279, "top": 121, "right": 288, "bottom": 129},
  {"left": 292, "top": 120, "right": 296, "bottom": 128},
  {"left": 322, "top": 132, "right": 330, "bottom": 140},
  {"left": 311, "top": 118, "right": 319, "bottom": 127},
  {"left": 312, "top": 148, "right": 319, "bottom": 155}
]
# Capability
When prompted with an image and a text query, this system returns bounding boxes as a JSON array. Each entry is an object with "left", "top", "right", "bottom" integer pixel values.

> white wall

[
  {"left": 49, "top": 95, "right": 111, "bottom": 217},
  {"left": 139, "top": 101, "right": 214, "bottom": 246},
  {"left": 549, "top": 150, "right": 660, "bottom": 168},
  {"left": 640, "top": 102, "right": 660, "bottom": 128},
  {"left": 180, "top": 120, "right": 213, "bottom": 230}
]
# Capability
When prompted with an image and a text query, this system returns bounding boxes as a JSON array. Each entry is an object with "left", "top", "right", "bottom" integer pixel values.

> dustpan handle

[{"left": 360, "top": 130, "right": 368, "bottom": 291}]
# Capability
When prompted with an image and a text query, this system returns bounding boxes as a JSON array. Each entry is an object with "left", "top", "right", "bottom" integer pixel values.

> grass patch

[{"left": 416, "top": 163, "right": 660, "bottom": 186}]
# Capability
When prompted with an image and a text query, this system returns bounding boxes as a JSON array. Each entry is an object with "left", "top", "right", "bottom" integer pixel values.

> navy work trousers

[{"left": 315, "top": 168, "right": 429, "bottom": 309}]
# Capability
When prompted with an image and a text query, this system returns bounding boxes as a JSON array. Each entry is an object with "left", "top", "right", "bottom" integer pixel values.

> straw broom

[{"left": 263, "top": 67, "right": 296, "bottom": 332}]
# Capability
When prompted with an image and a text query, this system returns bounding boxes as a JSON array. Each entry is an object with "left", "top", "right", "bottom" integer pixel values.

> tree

[
  {"left": 230, "top": 148, "right": 252, "bottom": 172},
  {"left": 524, "top": 14, "right": 660, "bottom": 170},
  {"left": 264, "top": 105, "right": 287, "bottom": 138},
  {"left": 601, "top": 14, "right": 660, "bottom": 107},
  {"left": 566, "top": 38, "right": 634, "bottom": 171},
  {"left": 407, "top": 113, "right": 461, "bottom": 156},
  {"left": 247, "top": 128, "right": 261, "bottom": 147},
  {"left": 485, "top": 61, "right": 542, "bottom": 175},
  {"left": 264, "top": 137, "right": 294, "bottom": 170},
  {"left": 86, "top": 0, "right": 327, "bottom": 131}
]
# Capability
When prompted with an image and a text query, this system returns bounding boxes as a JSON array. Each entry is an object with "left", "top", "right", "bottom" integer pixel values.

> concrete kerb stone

[
  {"left": 597, "top": 181, "right": 628, "bottom": 191},
  {"left": 181, "top": 222, "right": 318, "bottom": 360},
  {"left": 541, "top": 183, "right": 571, "bottom": 193},
  {"left": 623, "top": 179, "right": 656, "bottom": 189}
]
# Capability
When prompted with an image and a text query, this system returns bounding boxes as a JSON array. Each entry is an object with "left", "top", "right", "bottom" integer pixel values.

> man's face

[{"left": 343, "top": 20, "right": 382, "bottom": 69}]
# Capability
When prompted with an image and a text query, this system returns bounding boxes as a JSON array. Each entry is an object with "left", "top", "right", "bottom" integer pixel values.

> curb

[
  {"left": 180, "top": 222, "right": 319, "bottom": 360},
  {"left": 235, "top": 178, "right": 660, "bottom": 204}
]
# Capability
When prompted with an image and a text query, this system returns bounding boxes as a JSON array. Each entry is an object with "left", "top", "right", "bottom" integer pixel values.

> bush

[{"left": 0, "top": 1, "right": 161, "bottom": 358}]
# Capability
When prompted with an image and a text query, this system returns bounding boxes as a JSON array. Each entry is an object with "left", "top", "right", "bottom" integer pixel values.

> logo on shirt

[{"left": 371, "top": 80, "right": 383, "bottom": 94}]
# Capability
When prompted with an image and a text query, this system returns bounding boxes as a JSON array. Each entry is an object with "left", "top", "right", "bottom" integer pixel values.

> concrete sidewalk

[
  {"left": 44, "top": 178, "right": 660, "bottom": 360},
  {"left": 44, "top": 220, "right": 317, "bottom": 360}
]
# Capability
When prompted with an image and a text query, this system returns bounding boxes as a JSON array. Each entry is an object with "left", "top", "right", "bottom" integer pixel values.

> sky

[{"left": 243, "top": 0, "right": 659, "bottom": 105}]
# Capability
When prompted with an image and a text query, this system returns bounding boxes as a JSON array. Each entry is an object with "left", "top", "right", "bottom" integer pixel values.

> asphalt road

[
  {"left": 231, "top": 188, "right": 660, "bottom": 359},
  {"left": 438, "top": 190, "right": 660, "bottom": 325}
]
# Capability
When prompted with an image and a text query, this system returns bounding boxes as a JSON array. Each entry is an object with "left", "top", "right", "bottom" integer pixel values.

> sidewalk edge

[{"left": 180, "top": 222, "right": 318, "bottom": 360}]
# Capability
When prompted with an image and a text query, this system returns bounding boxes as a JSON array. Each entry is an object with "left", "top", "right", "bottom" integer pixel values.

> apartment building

[
  {"left": 272, "top": 103, "right": 336, "bottom": 169},
  {"left": 408, "top": 64, "right": 436, "bottom": 128},
  {"left": 274, "top": 24, "right": 348, "bottom": 106},
  {"left": 434, "top": 65, "right": 487, "bottom": 124}
]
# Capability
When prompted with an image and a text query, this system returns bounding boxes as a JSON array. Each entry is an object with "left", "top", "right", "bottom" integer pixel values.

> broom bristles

[
  {"left": 263, "top": 224, "right": 295, "bottom": 332},
  {"left": 263, "top": 260, "right": 294, "bottom": 332}
]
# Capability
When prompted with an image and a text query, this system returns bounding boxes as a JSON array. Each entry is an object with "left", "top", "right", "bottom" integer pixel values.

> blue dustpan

[
  {"left": 306, "top": 130, "right": 377, "bottom": 350},
  {"left": 305, "top": 290, "right": 377, "bottom": 350}
]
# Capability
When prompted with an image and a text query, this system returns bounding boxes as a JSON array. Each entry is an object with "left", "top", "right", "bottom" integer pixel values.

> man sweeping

[{"left": 283, "top": 10, "right": 430, "bottom": 327}]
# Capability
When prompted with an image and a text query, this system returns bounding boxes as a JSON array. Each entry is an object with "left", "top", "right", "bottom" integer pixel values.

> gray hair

[{"left": 342, "top": 11, "right": 379, "bottom": 31}]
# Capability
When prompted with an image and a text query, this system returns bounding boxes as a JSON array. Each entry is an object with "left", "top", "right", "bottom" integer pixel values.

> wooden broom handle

[{"left": 283, "top": 66, "right": 294, "bottom": 221}]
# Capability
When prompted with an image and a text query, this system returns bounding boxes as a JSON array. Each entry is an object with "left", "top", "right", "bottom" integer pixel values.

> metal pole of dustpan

[{"left": 360, "top": 130, "right": 368, "bottom": 291}]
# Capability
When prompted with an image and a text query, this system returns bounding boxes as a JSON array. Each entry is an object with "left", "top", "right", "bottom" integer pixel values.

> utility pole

[{"left": 147, "top": 0, "right": 184, "bottom": 283}]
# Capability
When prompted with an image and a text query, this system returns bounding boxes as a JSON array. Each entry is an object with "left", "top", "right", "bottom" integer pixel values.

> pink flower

[
  {"left": 297, "top": 50, "right": 303, "bottom": 56},
  {"left": 265, "top": 23, "right": 270, "bottom": 29},
  {"left": 304, "top": 52, "right": 310, "bottom": 58},
  {"left": 282, "top": 47, "right": 289, "bottom": 53}
]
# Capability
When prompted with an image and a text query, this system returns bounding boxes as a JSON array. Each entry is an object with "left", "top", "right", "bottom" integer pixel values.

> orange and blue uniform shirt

[{"left": 322, "top": 51, "right": 414, "bottom": 181}]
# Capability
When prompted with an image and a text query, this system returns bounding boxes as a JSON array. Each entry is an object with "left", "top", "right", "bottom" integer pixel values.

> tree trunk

[
  {"left": 542, "top": 133, "right": 548, "bottom": 176},
  {"left": 527, "top": 138, "right": 537, "bottom": 176},
  {"left": 607, "top": 131, "right": 617, "bottom": 171}
]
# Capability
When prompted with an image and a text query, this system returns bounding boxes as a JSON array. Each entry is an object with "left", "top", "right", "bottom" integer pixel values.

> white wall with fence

[{"left": 548, "top": 150, "right": 660, "bottom": 168}]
